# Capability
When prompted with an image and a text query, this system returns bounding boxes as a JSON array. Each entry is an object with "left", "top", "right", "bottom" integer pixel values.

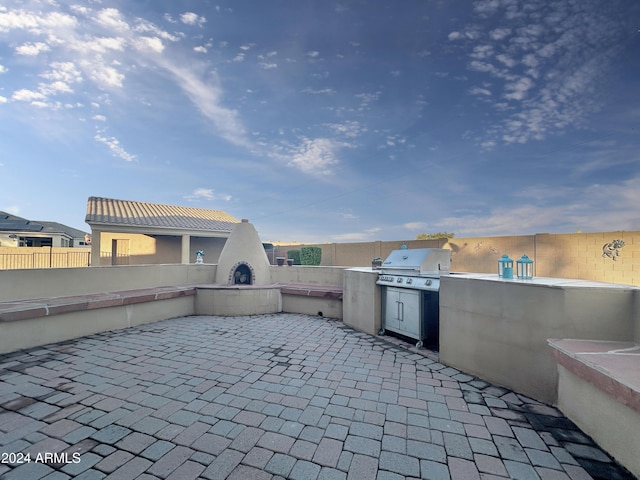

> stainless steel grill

[{"left": 376, "top": 248, "right": 450, "bottom": 348}]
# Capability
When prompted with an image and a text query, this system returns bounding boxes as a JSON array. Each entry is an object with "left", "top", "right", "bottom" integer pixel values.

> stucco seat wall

[
  {"left": 548, "top": 339, "right": 640, "bottom": 478},
  {"left": 0, "top": 286, "right": 196, "bottom": 354}
]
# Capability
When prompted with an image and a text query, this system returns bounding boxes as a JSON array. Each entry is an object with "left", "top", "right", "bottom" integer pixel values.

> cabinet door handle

[{"left": 398, "top": 301, "right": 404, "bottom": 321}]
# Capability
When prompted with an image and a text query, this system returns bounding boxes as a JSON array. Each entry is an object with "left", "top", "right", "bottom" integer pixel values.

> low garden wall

[
  {"left": 0, "top": 264, "right": 347, "bottom": 354},
  {"left": 438, "top": 273, "right": 639, "bottom": 404}
]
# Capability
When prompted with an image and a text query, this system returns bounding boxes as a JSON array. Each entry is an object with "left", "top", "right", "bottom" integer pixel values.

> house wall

[
  {"left": 94, "top": 232, "right": 227, "bottom": 266},
  {"left": 276, "top": 230, "right": 640, "bottom": 286},
  {"left": 0, "top": 234, "right": 71, "bottom": 247}
]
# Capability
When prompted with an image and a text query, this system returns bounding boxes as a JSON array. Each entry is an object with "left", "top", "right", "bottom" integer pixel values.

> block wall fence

[{"left": 275, "top": 230, "right": 640, "bottom": 286}]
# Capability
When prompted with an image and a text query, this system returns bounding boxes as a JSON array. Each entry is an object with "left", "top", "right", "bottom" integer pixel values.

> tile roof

[{"left": 85, "top": 197, "right": 240, "bottom": 232}]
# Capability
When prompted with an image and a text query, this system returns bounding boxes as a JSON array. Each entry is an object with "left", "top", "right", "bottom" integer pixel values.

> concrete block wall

[
  {"left": 276, "top": 230, "right": 640, "bottom": 286},
  {"left": 443, "top": 236, "right": 535, "bottom": 274}
]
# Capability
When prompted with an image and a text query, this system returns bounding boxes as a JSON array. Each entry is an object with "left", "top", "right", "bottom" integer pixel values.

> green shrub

[
  {"left": 300, "top": 246, "right": 322, "bottom": 266},
  {"left": 287, "top": 249, "right": 301, "bottom": 265}
]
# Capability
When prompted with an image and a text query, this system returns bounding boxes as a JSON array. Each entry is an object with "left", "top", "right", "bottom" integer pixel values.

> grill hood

[{"left": 380, "top": 248, "right": 451, "bottom": 276}]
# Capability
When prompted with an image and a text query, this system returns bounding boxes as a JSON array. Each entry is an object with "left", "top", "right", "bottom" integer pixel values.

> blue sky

[{"left": 1, "top": 0, "right": 639, "bottom": 243}]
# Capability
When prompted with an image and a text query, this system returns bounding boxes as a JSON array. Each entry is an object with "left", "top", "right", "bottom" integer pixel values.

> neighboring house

[
  {"left": 0, "top": 212, "right": 90, "bottom": 248},
  {"left": 85, "top": 196, "right": 240, "bottom": 266}
]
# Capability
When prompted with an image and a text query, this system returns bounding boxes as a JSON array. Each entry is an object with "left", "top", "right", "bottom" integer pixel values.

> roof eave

[{"left": 85, "top": 221, "right": 233, "bottom": 238}]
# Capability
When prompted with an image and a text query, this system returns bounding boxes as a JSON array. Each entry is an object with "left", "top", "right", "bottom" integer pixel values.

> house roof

[
  {"left": 0, "top": 212, "right": 42, "bottom": 232},
  {"left": 85, "top": 197, "right": 240, "bottom": 234},
  {"left": 36, "top": 221, "right": 89, "bottom": 239},
  {"left": 0, "top": 212, "right": 88, "bottom": 237}
]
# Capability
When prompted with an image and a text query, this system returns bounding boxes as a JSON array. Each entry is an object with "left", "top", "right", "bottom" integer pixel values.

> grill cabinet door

[{"left": 384, "top": 287, "right": 421, "bottom": 339}]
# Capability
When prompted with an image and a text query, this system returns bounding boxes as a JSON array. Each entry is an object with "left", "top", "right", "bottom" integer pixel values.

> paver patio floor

[{"left": 0, "top": 313, "right": 635, "bottom": 479}]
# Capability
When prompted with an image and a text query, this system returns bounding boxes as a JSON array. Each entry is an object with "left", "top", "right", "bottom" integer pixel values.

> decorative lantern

[
  {"left": 498, "top": 254, "right": 514, "bottom": 279},
  {"left": 195, "top": 250, "right": 205, "bottom": 264},
  {"left": 516, "top": 254, "right": 534, "bottom": 279}
]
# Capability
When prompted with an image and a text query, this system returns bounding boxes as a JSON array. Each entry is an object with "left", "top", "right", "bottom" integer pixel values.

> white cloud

[
  {"left": 404, "top": 222, "right": 428, "bottom": 231},
  {"left": 489, "top": 27, "right": 511, "bottom": 40},
  {"left": 259, "top": 62, "right": 277, "bottom": 70},
  {"left": 94, "top": 8, "right": 130, "bottom": 32},
  {"left": 158, "top": 60, "right": 249, "bottom": 147},
  {"left": 94, "top": 131, "right": 136, "bottom": 162},
  {"left": 503, "top": 76, "right": 534, "bottom": 100},
  {"left": 0, "top": 10, "right": 77, "bottom": 34},
  {"left": 355, "top": 91, "right": 381, "bottom": 110},
  {"left": 0, "top": 96, "right": 7, "bottom": 104},
  {"left": 288, "top": 137, "right": 343, "bottom": 175},
  {"left": 459, "top": 0, "right": 629, "bottom": 148},
  {"left": 435, "top": 176, "right": 640, "bottom": 237},
  {"left": 325, "top": 120, "right": 364, "bottom": 138},
  {"left": 0, "top": 3, "right": 255, "bottom": 157},
  {"left": 194, "top": 46, "right": 207, "bottom": 53},
  {"left": 180, "top": 12, "right": 206, "bottom": 27},
  {"left": 12, "top": 89, "right": 46, "bottom": 102},
  {"left": 184, "top": 188, "right": 231, "bottom": 202},
  {"left": 303, "top": 88, "right": 335, "bottom": 95},
  {"left": 40, "top": 62, "right": 82, "bottom": 84},
  {"left": 133, "top": 36, "right": 165, "bottom": 53},
  {"left": 81, "top": 61, "right": 124, "bottom": 89},
  {"left": 330, "top": 227, "right": 381, "bottom": 242},
  {"left": 15, "top": 41, "right": 50, "bottom": 56},
  {"left": 470, "top": 87, "right": 492, "bottom": 96}
]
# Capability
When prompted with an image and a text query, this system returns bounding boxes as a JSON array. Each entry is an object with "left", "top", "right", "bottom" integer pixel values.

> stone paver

[{"left": 0, "top": 314, "right": 635, "bottom": 479}]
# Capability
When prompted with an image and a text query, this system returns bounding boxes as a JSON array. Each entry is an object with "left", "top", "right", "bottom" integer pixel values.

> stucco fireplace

[
  {"left": 214, "top": 219, "right": 271, "bottom": 286},
  {"left": 195, "top": 219, "right": 281, "bottom": 316}
]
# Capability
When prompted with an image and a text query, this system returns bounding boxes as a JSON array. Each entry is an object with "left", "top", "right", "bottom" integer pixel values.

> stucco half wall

[{"left": 438, "top": 273, "right": 638, "bottom": 404}]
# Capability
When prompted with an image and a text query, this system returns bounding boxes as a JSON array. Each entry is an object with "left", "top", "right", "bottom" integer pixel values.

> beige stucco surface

[
  {"left": 0, "top": 264, "right": 217, "bottom": 301},
  {"left": 635, "top": 293, "right": 640, "bottom": 343},
  {"left": 557, "top": 365, "right": 640, "bottom": 478},
  {"left": 215, "top": 221, "right": 271, "bottom": 285},
  {"left": 438, "top": 274, "right": 638, "bottom": 404},
  {"left": 194, "top": 287, "right": 281, "bottom": 316},
  {"left": 342, "top": 268, "right": 381, "bottom": 336},
  {"left": 281, "top": 295, "right": 342, "bottom": 319},
  {"left": 0, "top": 296, "right": 194, "bottom": 354},
  {"left": 269, "top": 265, "right": 345, "bottom": 286}
]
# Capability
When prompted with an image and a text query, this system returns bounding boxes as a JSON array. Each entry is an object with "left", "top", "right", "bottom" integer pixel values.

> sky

[{"left": 0, "top": 0, "right": 639, "bottom": 243}]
